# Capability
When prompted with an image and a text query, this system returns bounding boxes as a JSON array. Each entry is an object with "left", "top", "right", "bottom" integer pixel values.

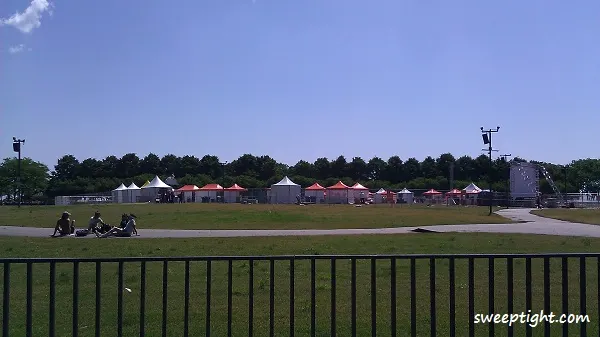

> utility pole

[
  {"left": 449, "top": 161, "right": 455, "bottom": 190},
  {"left": 564, "top": 165, "right": 569, "bottom": 207},
  {"left": 481, "top": 127, "right": 500, "bottom": 215},
  {"left": 221, "top": 161, "right": 227, "bottom": 203},
  {"left": 563, "top": 165, "right": 568, "bottom": 195},
  {"left": 12, "top": 137, "right": 25, "bottom": 208},
  {"left": 500, "top": 154, "right": 512, "bottom": 208}
]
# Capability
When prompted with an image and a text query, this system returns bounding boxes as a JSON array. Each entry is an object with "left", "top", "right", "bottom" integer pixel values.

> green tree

[
  {"left": 53, "top": 155, "right": 80, "bottom": 180},
  {"left": 140, "top": 153, "right": 162, "bottom": 175},
  {"left": 0, "top": 157, "right": 50, "bottom": 201}
]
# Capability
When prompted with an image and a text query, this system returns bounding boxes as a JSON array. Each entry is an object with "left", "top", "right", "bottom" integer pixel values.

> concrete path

[{"left": 0, "top": 208, "right": 598, "bottom": 238}]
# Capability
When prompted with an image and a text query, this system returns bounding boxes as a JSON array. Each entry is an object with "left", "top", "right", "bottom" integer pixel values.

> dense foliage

[{"left": 1, "top": 153, "right": 599, "bottom": 201}]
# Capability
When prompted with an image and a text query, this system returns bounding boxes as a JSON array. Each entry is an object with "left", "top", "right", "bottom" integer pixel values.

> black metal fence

[{"left": 1, "top": 254, "right": 598, "bottom": 336}]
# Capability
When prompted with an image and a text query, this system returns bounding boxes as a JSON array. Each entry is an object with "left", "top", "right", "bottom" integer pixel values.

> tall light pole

[
  {"left": 500, "top": 154, "right": 511, "bottom": 208},
  {"left": 12, "top": 137, "right": 25, "bottom": 208},
  {"left": 221, "top": 161, "right": 227, "bottom": 203},
  {"left": 564, "top": 164, "right": 569, "bottom": 206},
  {"left": 481, "top": 127, "right": 500, "bottom": 215}
]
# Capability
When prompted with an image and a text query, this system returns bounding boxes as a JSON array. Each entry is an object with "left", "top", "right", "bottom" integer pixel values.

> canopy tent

[
  {"left": 126, "top": 182, "right": 141, "bottom": 203},
  {"left": 351, "top": 183, "right": 369, "bottom": 202},
  {"left": 112, "top": 183, "right": 127, "bottom": 203},
  {"left": 141, "top": 176, "right": 173, "bottom": 199},
  {"left": 144, "top": 176, "right": 171, "bottom": 188},
  {"left": 374, "top": 188, "right": 387, "bottom": 203},
  {"left": 141, "top": 180, "right": 150, "bottom": 188},
  {"left": 198, "top": 184, "right": 224, "bottom": 202},
  {"left": 176, "top": 185, "right": 200, "bottom": 192},
  {"left": 176, "top": 185, "right": 200, "bottom": 202},
  {"left": 423, "top": 189, "right": 442, "bottom": 197},
  {"left": 304, "top": 183, "right": 326, "bottom": 202},
  {"left": 326, "top": 181, "right": 351, "bottom": 204},
  {"left": 462, "top": 183, "right": 482, "bottom": 194},
  {"left": 224, "top": 184, "right": 247, "bottom": 203},
  {"left": 270, "top": 176, "right": 301, "bottom": 204},
  {"left": 397, "top": 188, "right": 414, "bottom": 203},
  {"left": 445, "top": 189, "right": 462, "bottom": 197}
]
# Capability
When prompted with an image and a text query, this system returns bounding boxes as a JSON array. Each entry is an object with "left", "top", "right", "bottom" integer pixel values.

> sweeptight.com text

[{"left": 474, "top": 310, "right": 589, "bottom": 327}]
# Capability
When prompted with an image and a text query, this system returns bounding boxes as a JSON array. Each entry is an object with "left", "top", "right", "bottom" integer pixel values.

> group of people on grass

[{"left": 52, "top": 211, "right": 138, "bottom": 238}]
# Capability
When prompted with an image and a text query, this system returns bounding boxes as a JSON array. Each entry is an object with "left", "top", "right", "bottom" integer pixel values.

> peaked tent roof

[
  {"left": 305, "top": 183, "right": 325, "bottom": 190},
  {"left": 225, "top": 184, "right": 247, "bottom": 191},
  {"left": 327, "top": 181, "right": 350, "bottom": 190},
  {"left": 176, "top": 185, "right": 200, "bottom": 192},
  {"left": 352, "top": 183, "right": 369, "bottom": 190},
  {"left": 398, "top": 188, "right": 413, "bottom": 194},
  {"left": 463, "top": 182, "right": 482, "bottom": 193},
  {"left": 273, "top": 176, "right": 300, "bottom": 186},
  {"left": 113, "top": 183, "right": 127, "bottom": 191},
  {"left": 446, "top": 189, "right": 462, "bottom": 195},
  {"left": 142, "top": 176, "right": 172, "bottom": 189},
  {"left": 127, "top": 182, "right": 140, "bottom": 190},
  {"left": 423, "top": 189, "right": 442, "bottom": 195},
  {"left": 199, "top": 184, "right": 224, "bottom": 190},
  {"left": 141, "top": 180, "right": 150, "bottom": 188},
  {"left": 376, "top": 188, "right": 387, "bottom": 194}
]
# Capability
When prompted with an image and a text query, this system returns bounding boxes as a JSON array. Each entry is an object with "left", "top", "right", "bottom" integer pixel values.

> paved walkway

[{"left": 0, "top": 208, "right": 598, "bottom": 238}]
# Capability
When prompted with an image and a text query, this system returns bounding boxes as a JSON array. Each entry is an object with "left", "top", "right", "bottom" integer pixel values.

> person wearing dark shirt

[
  {"left": 52, "top": 211, "right": 75, "bottom": 236},
  {"left": 119, "top": 213, "right": 128, "bottom": 229}
]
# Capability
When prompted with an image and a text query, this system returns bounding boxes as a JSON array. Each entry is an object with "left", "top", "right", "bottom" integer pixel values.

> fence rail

[{"left": 2, "top": 253, "right": 599, "bottom": 336}]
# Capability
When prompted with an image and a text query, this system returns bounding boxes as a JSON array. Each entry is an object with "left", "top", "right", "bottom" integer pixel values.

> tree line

[{"left": 1, "top": 152, "right": 599, "bottom": 202}]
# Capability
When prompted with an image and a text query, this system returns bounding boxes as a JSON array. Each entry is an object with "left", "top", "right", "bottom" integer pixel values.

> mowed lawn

[
  {"left": 0, "top": 203, "right": 511, "bottom": 229},
  {"left": 1, "top": 233, "right": 599, "bottom": 336},
  {"left": 532, "top": 208, "right": 600, "bottom": 225}
]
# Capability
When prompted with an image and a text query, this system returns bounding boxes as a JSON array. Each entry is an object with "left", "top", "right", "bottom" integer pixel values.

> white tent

[
  {"left": 351, "top": 183, "right": 369, "bottom": 202},
  {"left": 374, "top": 188, "right": 386, "bottom": 204},
  {"left": 397, "top": 188, "right": 414, "bottom": 204},
  {"left": 112, "top": 183, "right": 127, "bottom": 203},
  {"left": 141, "top": 175, "right": 173, "bottom": 199},
  {"left": 270, "top": 176, "right": 301, "bottom": 204},
  {"left": 463, "top": 183, "right": 482, "bottom": 194},
  {"left": 126, "top": 182, "right": 141, "bottom": 203}
]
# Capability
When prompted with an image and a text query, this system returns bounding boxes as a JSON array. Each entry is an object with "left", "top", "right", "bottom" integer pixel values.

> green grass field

[
  {"left": 1, "top": 234, "right": 598, "bottom": 336},
  {"left": 532, "top": 208, "right": 600, "bottom": 225},
  {"left": 0, "top": 203, "right": 510, "bottom": 229}
]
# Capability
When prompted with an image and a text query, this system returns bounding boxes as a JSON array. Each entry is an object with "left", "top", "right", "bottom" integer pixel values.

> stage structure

[
  {"left": 510, "top": 162, "right": 563, "bottom": 203},
  {"left": 510, "top": 162, "right": 538, "bottom": 199}
]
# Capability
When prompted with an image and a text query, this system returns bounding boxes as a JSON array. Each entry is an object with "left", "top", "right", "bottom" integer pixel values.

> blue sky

[{"left": 2, "top": 0, "right": 599, "bottom": 169}]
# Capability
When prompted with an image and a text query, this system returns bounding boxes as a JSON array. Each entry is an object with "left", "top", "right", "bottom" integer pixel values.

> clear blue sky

[{"left": 2, "top": 0, "right": 599, "bottom": 169}]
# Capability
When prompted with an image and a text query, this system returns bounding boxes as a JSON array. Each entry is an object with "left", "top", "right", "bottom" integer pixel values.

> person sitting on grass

[
  {"left": 119, "top": 213, "right": 128, "bottom": 229},
  {"left": 88, "top": 211, "right": 106, "bottom": 233},
  {"left": 96, "top": 214, "right": 137, "bottom": 238},
  {"left": 52, "top": 211, "right": 75, "bottom": 237},
  {"left": 117, "top": 213, "right": 137, "bottom": 235}
]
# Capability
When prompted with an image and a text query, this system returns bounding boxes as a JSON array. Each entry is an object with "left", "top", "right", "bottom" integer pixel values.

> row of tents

[
  {"left": 111, "top": 175, "right": 248, "bottom": 203},
  {"left": 111, "top": 175, "right": 485, "bottom": 204}
]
